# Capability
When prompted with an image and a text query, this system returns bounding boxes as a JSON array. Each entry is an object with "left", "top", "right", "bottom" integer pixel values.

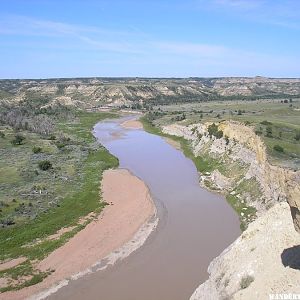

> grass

[
  {"left": 0, "top": 111, "right": 119, "bottom": 291},
  {"left": 226, "top": 194, "right": 257, "bottom": 231}
]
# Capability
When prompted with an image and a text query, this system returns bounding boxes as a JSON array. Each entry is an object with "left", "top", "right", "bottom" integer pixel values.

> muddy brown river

[{"left": 49, "top": 116, "right": 241, "bottom": 300}]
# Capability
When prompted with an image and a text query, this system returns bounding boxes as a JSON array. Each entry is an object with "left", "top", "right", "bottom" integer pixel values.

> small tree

[
  {"left": 240, "top": 275, "right": 254, "bottom": 289},
  {"left": 266, "top": 126, "right": 273, "bottom": 138},
  {"left": 32, "top": 146, "right": 42, "bottom": 154},
  {"left": 38, "top": 160, "right": 52, "bottom": 171},
  {"left": 273, "top": 145, "right": 284, "bottom": 153},
  {"left": 11, "top": 134, "right": 25, "bottom": 145},
  {"left": 208, "top": 123, "right": 223, "bottom": 139}
]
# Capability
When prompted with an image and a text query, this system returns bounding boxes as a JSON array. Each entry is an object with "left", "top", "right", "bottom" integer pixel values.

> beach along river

[{"left": 49, "top": 116, "right": 241, "bottom": 300}]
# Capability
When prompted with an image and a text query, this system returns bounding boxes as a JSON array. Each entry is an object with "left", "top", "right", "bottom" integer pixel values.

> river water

[{"left": 49, "top": 117, "right": 240, "bottom": 300}]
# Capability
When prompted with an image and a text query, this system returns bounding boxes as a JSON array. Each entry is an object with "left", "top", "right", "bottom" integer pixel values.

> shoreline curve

[{"left": 2, "top": 168, "right": 157, "bottom": 300}]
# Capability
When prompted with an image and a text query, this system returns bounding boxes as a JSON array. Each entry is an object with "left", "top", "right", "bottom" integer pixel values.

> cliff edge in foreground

[
  {"left": 162, "top": 120, "right": 300, "bottom": 298},
  {"left": 190, "top": 202, "right": 300, "bottom": 300}
]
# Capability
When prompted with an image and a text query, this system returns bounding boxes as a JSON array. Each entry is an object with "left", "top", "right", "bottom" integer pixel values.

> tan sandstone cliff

[
  {"left": 163, "top": 121, "right": 300, "bottom": 232},
  {"left": 162, "top": 120, "right": 300, "bottom": 299}
]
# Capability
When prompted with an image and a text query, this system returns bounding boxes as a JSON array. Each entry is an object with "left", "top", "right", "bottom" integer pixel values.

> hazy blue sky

[{"left": 1, "top": 0, "right": 300, "bottom": 78}]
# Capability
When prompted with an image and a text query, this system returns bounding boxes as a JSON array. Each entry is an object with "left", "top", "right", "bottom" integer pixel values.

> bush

[
  {"left": 240, "top": 275, "right": 254, "bottom": 289},
  {"left": 32, "top": 146, "right": 42, "bottom": 154},
  {"left": 0, "top": 131, "right": 5, "bottom": 138},
  {"left": 295, "top": 132, "right": 300, "bottom": 141},
  {"left": 56, "top": 142, "right": 66, "bottom": 149},
  {"left": 273, "top": 145, "right": 284, "bottom": 152},
  {"left": 49, "top": 135, "right": 56, "bottom": 140},
  {"left": 265, "top": 125, "right": 273, "bottom": 138},
  {"left": 11, "top": 134, "right": 25, "bottom": 145},
  {"left": 225, "top": 136, "right": 230, "bottom": 145},
  {"left": 208, "top": 123, "right": 223, "bottom": 139},
  {"left": 260, "top": 120, "right": 272, "bottom": 126},
  {"left": 38, "top": 160, "right": 52, "bottom": 171}
]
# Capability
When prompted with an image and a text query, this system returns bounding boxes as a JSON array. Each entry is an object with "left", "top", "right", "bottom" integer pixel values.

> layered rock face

[
  {"left": 163, "top": 121, "right": 300, "bottom": 231},
  {"left": 1, "top": 77, "right": 300, "bottom": 108},
  {"left": 163, "top": 120, "right": 300, "bottom": 298}
]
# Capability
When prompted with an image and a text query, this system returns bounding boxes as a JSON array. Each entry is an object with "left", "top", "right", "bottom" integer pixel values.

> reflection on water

[{"left": 50, "top": 116, "right": 241, "bottom": 300}]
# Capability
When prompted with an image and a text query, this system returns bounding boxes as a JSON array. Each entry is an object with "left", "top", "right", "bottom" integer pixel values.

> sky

[{"left": 0, "top": 0, "right": 300, "bottom": 78}]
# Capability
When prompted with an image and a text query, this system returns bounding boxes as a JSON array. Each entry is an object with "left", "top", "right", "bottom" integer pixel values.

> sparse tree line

[
  {"left": 0, "top": 98, "right": 74, "bottom": 136},
  {"left": 0, "top": 108, "right": 54, "bottom": 136}
]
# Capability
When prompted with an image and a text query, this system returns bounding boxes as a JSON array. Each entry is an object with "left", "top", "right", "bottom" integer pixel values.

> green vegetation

[
  {"left": 38, "top": 160, "right": 52, "bottom": 171},
  {"left": 11, "top": 134, "right": 25, "bottom": 145},
  {"left": 207, "top": 123, "right": 223, "bottom": 139},
  {"left": 146, "top": 99, "right": 300, "bottom": 169},
  {"left": 0, "top": 111, "right": 118, "bottom": 291},
  {"left": 273, "top": 144, "right": 284, "bottom": 153},
  {"left": 240, "top": 275, "right": 254, "bottom": 289},
  {"left": 141, "top": 115, "right": 222, "bottom": 174},
  {"left": 141, "top": 113, "right": 260, "bottom": 231},
  {"left": 32, "top": 146, "right": 42, "bottom": 154}
]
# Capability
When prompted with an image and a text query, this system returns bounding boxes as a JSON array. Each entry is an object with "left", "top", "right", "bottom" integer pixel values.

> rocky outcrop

[
  {"left": 163, "top": 121, "right": 300, "bottom": 231},
  {"left": 163, "top": 120, "right": 300, "bottom": 298},
  {"left": 190, "top": 202, "right": 300, "bottom": 300}
]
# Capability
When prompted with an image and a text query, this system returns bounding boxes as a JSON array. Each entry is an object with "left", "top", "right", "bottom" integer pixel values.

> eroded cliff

[
  {"left": 162, "top": 120, "right": 300, "bottom": 298},
  {"left": 163, "top": 121, "right": 300, "bottom": 232}
]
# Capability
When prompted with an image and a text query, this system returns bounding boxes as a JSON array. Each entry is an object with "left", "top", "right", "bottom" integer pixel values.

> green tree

[
  {"left": 273, "top": 145, "right": 284, "bottom": 153},
  {"left": 38, "top": 160, "right": 52, "bottom": 171},
  {"left": 266, "top": 126, "right": 273, "bottom": 137},
  {"left": 11, "top": 134, "right": 25, "bottom": 145}
]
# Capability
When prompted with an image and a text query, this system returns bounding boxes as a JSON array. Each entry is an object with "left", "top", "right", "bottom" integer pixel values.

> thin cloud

[
  {"left": 0, "top": 14, "right": 230, "bottom": 57},
  {"left": 214, "top": 0, "right": 263, "bottom": 10},
  {"left": 199, "top": 0, "right": 300, "bottom": 30},
  {"left": 153, "top": 42, "right": 228, "bottom": 57},
  {"left": 0, "top": 13, "right": 298, "bottom": 78}
]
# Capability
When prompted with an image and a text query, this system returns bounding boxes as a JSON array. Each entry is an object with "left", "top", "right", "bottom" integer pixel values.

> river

[{"left": 49, "top": 116, "right": 240, "bottom": 300}]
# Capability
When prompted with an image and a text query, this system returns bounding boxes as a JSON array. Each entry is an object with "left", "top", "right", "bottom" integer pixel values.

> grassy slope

[{"left": 0, "top": 112, "right": 118, "bottom": 292}]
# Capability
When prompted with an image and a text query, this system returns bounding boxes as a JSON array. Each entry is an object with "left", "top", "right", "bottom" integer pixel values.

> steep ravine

[{"left": 162, "top": 120, "right": 300, "bottom": 299}]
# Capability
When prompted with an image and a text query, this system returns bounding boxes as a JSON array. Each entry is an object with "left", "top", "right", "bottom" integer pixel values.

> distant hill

[{"left": 1, "top": 77, "right": 300, "bottom": 109}]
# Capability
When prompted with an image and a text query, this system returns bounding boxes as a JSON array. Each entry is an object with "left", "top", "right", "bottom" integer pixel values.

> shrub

[
  {"left": 225, "top": 136, "right": 230, "bottom": 145},
  {"left": 49, "top": 135, "right": 56, "bottom": 140},
  {"left": 32, "top": 146, "right": 42, "bottom": 154},
  {"left": 11, "top": 134, "right": 25, "bottom": 145},
  {"left": 191, "top": 127, "right": 196, "bottom": 134},
  {"left": 260, "top": 120, "right": 272, "bottom": 126},
  {"left": 265, "top": 125, "right": 273, "bottom": 138},
  {"left": 56, "top": 142, "right": 66, "bottom": 149},
  {"left": 197, "top": 132, "right": 203, "bottom": 140},
  {"left": 0, "top": 131, "right": 5, "bottom": 138},
  {"left": 240, "top": 275, "right": 254, "bottom": 289},
  {"left": 208, "top": 123, "right": 223, "bottom": 139},
  {"left": 273, "top": 145, "right": 284, "bottom": 153},
  {"left": 295, "top": 132, "right": 300, "bottom": 141},
  {"left": 38, "top": 160, "right": 52, "bottom": 171}
]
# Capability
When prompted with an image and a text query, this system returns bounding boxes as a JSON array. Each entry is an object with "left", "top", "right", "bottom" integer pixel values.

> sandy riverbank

[
  {"left": 2, "top": 169, "right": 156, "bottom": 300},
  {"left": 121, "top": 119, "right": 143, "bottom": 129}
]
